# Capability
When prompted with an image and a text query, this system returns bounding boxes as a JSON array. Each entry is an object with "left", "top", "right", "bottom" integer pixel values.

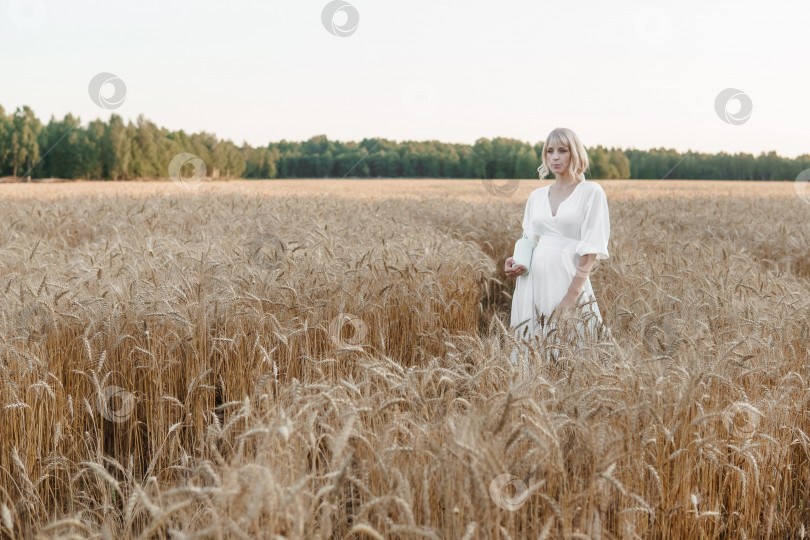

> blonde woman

[{"left": 505, "top": 127, "right": 611, "bottom": 367}]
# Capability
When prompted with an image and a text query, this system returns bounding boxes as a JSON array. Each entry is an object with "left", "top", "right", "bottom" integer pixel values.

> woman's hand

[{"left": 505, "top": 257, "right": 527, "bottom": 278}]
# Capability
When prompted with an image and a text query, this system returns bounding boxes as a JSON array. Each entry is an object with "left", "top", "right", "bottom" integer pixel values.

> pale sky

[{"left": 1, "top": 0, "right": 808, "bottom": 158}]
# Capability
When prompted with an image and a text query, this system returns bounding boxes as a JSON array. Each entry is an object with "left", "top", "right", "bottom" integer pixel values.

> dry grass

[
  {"left": 0, "top": 178, "right": 799, "bottom": 202},
  {"left": 0, "top": 179, "right": 808, "bottom": 539}
]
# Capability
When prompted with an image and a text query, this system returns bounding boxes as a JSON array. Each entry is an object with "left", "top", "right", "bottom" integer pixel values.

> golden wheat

[{"left": 0, "top": 180, "right": 808, "bottom": 538}]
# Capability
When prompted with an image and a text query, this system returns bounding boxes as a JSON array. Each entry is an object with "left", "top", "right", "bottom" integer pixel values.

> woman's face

[{"left": 546, "top": 143, "right": 571, "bottom": 175}]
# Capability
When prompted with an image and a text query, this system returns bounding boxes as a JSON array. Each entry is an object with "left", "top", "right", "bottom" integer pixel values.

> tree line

[{"left": 0, "top": 104, "right": 807, "bottom": 181}]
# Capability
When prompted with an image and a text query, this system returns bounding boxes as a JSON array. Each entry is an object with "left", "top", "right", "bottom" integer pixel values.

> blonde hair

[{"left": 537, "top": 127, "right": 589, "bottom": 180}]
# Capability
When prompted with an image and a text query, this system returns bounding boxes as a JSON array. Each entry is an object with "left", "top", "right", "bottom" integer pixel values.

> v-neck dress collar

[{"left": 547, "top": 180, "right": 587, "bottom": 218}]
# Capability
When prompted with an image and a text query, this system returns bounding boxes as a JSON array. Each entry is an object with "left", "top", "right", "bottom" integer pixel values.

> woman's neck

[{"left": 553, "top": 173, "right": 582, "bottom": 188}]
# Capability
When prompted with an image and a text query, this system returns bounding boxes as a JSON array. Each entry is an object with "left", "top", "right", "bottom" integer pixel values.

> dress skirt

[{"left": 509, "top": 233, "right": 608, "bottom": 369}]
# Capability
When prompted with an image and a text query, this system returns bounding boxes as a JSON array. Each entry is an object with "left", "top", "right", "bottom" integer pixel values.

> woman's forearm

[{"left": 566, "top": 254, "right": 596, "bottom": 298}]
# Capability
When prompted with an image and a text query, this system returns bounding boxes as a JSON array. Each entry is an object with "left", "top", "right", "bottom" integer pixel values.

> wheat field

[{"left": 1, "top": 179, "right": 808, "bottom": 539}]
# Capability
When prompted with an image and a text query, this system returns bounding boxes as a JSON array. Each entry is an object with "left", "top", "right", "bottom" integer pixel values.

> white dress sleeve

[
  {"left": 575, "top": 185, "right": 610, "bottom": 259},
  {"left": 521, "top": 192, "right": 533, "bottom": 239}
]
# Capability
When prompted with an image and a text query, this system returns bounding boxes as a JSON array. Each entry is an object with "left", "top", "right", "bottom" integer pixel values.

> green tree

[
  {"left": 83, "top": 119, "right": 106, "bottom": 179},
  {"left": 9, "top": 106, "right": 42, "bottom": 178},
  {"left": 37, "top": 113, "right": 85, "bottom": 179},
  {"left": 214, "top": 140, "right": 246, "bottom": 178},
  {"left": 106, "top": 114, "right": 131, "bottom": 180},
  {"left": 130, "top": 115, "right": 163, "bottom": 177},
  {"left": 0, "top": 105, "right": 10, "bottom": 176}
]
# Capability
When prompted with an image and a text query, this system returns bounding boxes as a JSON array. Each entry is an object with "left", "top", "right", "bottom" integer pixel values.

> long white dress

[{"left": 509, "top": 179, "right": 611, "bottom": 369}]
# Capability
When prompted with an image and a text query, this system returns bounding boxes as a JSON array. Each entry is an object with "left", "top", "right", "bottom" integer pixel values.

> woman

[{"left": 505, "top": 127, "right": 611, "bottom": 368}]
